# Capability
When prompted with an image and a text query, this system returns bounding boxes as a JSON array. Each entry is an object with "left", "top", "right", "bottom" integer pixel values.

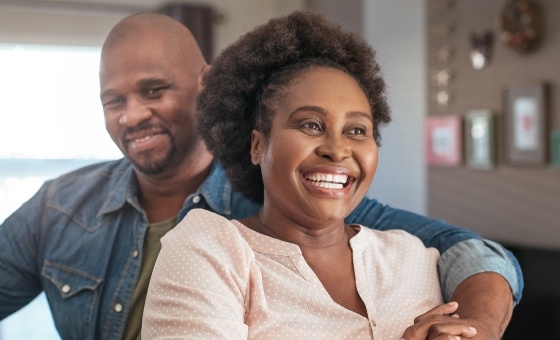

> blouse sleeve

[{"left": 142, "top": 209, "right": 253, "bottom": 339}]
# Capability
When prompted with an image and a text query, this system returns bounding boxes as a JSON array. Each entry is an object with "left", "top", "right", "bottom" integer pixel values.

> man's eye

[
  {"left": 103, "top": 98, "right": 124, "bottom": 109},
  {"left": 145, "top": 87, "right": 166, "bottom": 97}
]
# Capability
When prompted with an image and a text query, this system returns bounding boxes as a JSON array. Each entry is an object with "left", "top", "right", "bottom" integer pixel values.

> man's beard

[
  {"left": 131, "top": 142, "right": 176, "bottom": 175},
  {"left": 122, "top": 122, "right": 177, "bottom": 175}
]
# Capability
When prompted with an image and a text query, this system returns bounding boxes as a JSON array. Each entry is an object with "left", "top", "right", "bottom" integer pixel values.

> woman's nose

[{"left": 316, "top": 136, "right": 351, "bottom": 162}]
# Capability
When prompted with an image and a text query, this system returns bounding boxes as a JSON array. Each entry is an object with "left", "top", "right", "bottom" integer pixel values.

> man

[{"left": 0, "top": 13, "right": 520, "bottom": 339}]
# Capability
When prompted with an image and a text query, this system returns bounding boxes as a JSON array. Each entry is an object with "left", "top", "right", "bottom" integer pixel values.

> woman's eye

[
  {"left": 300, "top": 121, "right": 322, "bottom": 133},
  {"left": 302, "top": 122, "right": 320, "bottom": 130},
  {"left": 346, "top": 126, "right": 368, "bottom": 137},
  {"left": 350, "top": 127, "right": 365, "bottom": 134}
]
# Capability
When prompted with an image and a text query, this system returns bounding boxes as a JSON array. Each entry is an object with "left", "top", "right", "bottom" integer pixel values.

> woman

[{"left": 143, "top": 11, "right": 476, "bottom": 339}]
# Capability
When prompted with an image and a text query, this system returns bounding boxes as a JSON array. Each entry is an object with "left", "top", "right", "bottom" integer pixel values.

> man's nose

[{"left": 119, "top": 99, "right": 152, "bottom": 126}]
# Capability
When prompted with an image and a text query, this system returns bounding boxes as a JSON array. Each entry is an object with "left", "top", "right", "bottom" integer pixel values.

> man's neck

[{"left": 135, "top": 152, "right": 213, "bottom": 223}]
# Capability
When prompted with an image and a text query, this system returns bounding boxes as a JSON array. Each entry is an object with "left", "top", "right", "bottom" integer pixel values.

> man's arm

[
  {"left": 452, "top": 272, "right": 513, "bottom": 338},
  {"left": 0, "top": 186, "right": 45, "bottom": 319},
  {"left": 345, "top": 197, "right": 523, "bottom": 305}
]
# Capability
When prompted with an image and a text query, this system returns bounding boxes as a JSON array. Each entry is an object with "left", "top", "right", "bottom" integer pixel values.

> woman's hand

[{"left": 400, "top": 302, "right": 477, "bottom": 340}]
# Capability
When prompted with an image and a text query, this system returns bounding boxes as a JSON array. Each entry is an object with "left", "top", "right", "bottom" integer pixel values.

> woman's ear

[{"left": 251, "top": 129, "right": 265, "bottom": 165}]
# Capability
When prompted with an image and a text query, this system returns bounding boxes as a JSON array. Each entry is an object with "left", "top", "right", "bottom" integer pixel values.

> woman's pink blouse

[{"left": 142, "top": 209, "right": 443, "bottom": 339}]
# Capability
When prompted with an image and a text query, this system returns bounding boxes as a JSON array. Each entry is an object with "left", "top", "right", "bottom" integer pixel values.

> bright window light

[
  {"left": 0, "top": 43, "right": 122, "bottom": 339},
  {"left": 0, "top": 44, "right": 121, "bottom": 159}
]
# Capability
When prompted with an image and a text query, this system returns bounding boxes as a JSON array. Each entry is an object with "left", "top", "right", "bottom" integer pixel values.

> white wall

[{"left": 363, "top": 0, "right": 426, "bottom": 214}]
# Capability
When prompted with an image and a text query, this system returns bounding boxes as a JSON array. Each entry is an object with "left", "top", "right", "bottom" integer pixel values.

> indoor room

[{"left": 0, "top": 0, "right": 558, "bottom": 338}]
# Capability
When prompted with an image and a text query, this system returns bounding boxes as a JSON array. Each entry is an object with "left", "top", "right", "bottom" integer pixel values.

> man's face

[{"left": 99, "top": 33, "right": 202, "bottom": 175}]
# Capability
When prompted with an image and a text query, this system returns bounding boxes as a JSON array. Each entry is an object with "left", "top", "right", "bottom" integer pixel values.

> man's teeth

[
  {"left": 304, "top": 173, "right": 348, "bottom": 189},
  {"left": 134, "top": 135, "right": 153, "bottom": 143}
]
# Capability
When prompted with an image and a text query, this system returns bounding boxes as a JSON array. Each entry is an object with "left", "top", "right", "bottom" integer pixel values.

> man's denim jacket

[{"left": 0, "top": 158, "right": 523, "bottom": 339}]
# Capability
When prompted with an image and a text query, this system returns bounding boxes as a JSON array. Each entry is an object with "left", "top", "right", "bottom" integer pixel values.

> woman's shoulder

[
  {"left": 357, "top": 226, "right": 440, "bottom": 256},
  {"left": 162, "top": 208, "right": 239, "bottom": 245},
  {"left": 160, "top": 208, "right": 255, "bottom": 265}
]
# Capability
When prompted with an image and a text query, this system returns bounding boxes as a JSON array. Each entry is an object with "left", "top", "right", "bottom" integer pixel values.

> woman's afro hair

[{"left": 197, "top": 10, "right": 391, "bottom": 204}]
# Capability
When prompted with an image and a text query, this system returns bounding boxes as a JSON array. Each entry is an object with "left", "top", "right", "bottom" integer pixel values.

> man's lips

[
  {"left": 124, "top": 127, "right": 166, "bottom": 143},
  {"left": 122, "top": 127, "right": 169, "bottom": 152}
]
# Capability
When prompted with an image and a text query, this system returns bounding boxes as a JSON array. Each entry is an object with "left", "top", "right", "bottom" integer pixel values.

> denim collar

[
  {"left": 98, "top": 159, "right": 136, "bottom": 217},
  {"left": 195, "top": 162, "right": 231, "bottom": 216},
  {"left": 96, "top": 159, "right": 232, "bottom": 219}
]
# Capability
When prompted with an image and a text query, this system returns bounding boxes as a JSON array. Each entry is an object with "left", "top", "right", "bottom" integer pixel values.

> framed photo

[
  {"left": 465, "top": 109, "right": 496, "bottom": 170},
  {"left": 425, "top": 115, "right": 462, "bottom": 166},
  {"left": 551, "top": 130, "right": 560, "bottom": 168},
  {"left": 505, "top": 83, "right": 548, "bottom": 165}
]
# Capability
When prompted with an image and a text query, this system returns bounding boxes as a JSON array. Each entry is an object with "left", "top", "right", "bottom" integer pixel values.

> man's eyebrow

[
  {"left": 100, "top": 78, "right": 171, "bottom": 100},
  {"left": 100, "top": 89, "right": 117, "bottom": 101},
  {"left": 138, "top": 78, "right": 169, "bottom": 87}
]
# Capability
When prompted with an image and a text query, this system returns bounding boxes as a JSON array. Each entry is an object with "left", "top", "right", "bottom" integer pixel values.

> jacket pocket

[{"left": 41, "top": 260, "right": 103, "bottom": 339}]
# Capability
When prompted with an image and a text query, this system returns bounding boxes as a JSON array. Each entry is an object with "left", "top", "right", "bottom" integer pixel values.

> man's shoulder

[
  {"left": 45, "top": 158, "right": 132, "bottom": 199},
  {"left": 56, "top": 158, "right": 130, "bottom": 181}
]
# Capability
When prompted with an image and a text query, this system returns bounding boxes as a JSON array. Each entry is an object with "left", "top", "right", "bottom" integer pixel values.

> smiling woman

[{"left": 141, "top": 11, "right": 476, "bottom": 340}]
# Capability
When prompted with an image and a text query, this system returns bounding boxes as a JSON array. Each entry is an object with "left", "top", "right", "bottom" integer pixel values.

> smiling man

[{"left": 0, "top": 12, "right": 521, "bottom": 339}]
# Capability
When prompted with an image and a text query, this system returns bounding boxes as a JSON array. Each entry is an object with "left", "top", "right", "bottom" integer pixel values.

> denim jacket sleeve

[
  {"left": 0, "top": 160, "right": 138, "bottom": 339},
  {"left": 0, "top": 183, "right": 48, "bottom": 318},
  {"left": 345, "top": 197, "right": 523, "bottom": 305}
]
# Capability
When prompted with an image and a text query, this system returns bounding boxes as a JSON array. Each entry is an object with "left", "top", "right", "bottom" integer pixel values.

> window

[
  {"left": 0, "top": 44, "right": 120, "bottom": 159},
  {"left": 0, "top": 44, "right": 120, "bottom": 339}
]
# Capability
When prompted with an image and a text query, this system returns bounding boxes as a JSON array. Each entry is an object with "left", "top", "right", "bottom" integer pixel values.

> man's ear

[
  {"left": 198, "top": 64, "right": 211, "bottom": 90},
  {"left": 251, "top": 129, "right": 265, "bottom": 165}
]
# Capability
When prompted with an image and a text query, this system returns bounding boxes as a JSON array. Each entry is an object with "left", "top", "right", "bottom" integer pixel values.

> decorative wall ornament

[
  {"left": 436, "top": 69, "right": 452, "bottom": 87},
  {"left": 465, "top": 110, "right": 496, "bottom": 170},
  {"left": 433, "top": 22, "right": 454, "bottom": 40},
  {"left": 425, "top": 115, "right": 462, "bottom": 167},
  {"left": 504, "top": 83, "right": 548, "bottom": 165},
  {"left": 428, "top": 0, "right": 456, "bottom": 110},
  {"left": 437, "top": 90, "right": 450, "bottom": 106},
  {"left": 469, "top": 31, "right": 494, "bottom": 70},
  {"left": 498, "top": 0, "right": 543, "bottom": 53},
  {"left": 436, "top": 47, "right": 452, "bottom": 65}
]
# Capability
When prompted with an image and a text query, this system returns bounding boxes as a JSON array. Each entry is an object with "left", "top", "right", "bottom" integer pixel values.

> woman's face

[{"left": 251, "top": 66, "right": 378, "bottom": 227}]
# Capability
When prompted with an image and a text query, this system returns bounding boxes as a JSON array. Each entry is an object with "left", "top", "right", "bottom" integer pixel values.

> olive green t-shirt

[{"left": 123, "top": 216, "right": 177, "bottom": 340}]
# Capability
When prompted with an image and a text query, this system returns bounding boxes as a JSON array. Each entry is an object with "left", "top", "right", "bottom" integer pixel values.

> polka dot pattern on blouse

[{"left": 142, "top": 209, "right": 443, "bottom": 339}]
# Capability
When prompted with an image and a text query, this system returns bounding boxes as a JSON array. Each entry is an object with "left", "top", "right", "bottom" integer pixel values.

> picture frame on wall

[
  {"left": 425, "top": 115, "right": 462, "bottom": 167},
  {"left": 504, "top": 83, "right": 548, "bottom": 165},
  {"left": 465, "top": 109, "right": 496, "bottom": 170}
]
